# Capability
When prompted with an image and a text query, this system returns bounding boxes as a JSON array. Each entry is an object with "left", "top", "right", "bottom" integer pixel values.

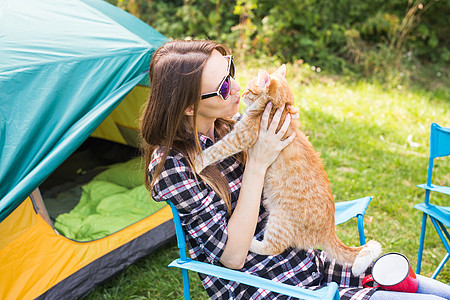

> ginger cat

[{"left": 194, "top": 65, "right": 381, "bottom": 276}]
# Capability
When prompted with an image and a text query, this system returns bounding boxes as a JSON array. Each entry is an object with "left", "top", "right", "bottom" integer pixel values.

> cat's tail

[{"left": 323, "top": 234, "right": 382, "bottom": 276}]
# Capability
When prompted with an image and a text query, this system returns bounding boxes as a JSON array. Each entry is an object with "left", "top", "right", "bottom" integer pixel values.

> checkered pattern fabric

[{"left": 149, "top": 133, "right": 377, "bottom": 300}]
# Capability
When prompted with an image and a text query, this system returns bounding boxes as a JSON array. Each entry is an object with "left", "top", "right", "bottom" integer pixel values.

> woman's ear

[
  {"left": 258, "top": 69, "right": 271, "bottom": 89},
  {"left": 275, "top": 64, "right": 286, "bottom": 77},
  {"left": 184, "top": 106, "right": 194, "bottom": 116}
]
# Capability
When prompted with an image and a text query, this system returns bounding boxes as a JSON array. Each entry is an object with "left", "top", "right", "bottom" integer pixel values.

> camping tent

[{"left": 0, "top": 0, "right": 175, "bottom": 298}]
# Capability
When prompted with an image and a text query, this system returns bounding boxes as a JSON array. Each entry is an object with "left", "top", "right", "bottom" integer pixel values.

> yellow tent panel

[
  {"left": 91, "top": 85, "right": 149, "bottom": 147},
  {"left": 0, "top": 196, "right": 172, "bottom": 300},
  {"left": 0, "top": 197, "right": 36, "bottom": 249}
]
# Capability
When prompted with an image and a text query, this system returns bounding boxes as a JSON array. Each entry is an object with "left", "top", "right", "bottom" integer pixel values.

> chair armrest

[
  {"left": 169, "top": 259, "right": 339, "bottom": 300},
  {"left": 417, "top": 184, "right": 450, "bottom": 196}
]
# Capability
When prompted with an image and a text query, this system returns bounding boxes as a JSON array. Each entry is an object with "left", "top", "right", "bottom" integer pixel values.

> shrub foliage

[{"left": 108, "top": 0, "right": 448, "bottom": 78}]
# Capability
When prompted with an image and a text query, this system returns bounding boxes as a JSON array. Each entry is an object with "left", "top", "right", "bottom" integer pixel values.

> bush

[{"left": 108, "top": 0, "right": 449, "bottom": 81}]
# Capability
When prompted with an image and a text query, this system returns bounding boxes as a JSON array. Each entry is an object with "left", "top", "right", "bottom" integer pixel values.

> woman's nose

[{"left": 231, "top": 77, "right": 240, "bottom": 94}]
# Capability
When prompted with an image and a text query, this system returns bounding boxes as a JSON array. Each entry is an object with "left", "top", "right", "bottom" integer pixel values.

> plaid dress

[{"left": 149, "top": 133, "right": 377, "bottom": 300}]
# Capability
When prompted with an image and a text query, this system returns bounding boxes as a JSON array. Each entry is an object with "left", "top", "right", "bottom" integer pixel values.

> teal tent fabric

[{"left": 0, "top": 0, "right": 168, "bottom": 222}]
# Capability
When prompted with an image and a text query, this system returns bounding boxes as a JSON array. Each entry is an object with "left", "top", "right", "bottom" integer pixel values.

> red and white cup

[{"left": 362, "top": 252, "right": 419, "bottom": 293}]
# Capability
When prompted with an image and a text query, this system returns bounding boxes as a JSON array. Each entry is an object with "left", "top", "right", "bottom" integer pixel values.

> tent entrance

[
  {"left": 39, "top": 137, "right": 165, "bottom": 242},
  {"left": 40, "top": 137, "right": 138, "bottom": 221}
]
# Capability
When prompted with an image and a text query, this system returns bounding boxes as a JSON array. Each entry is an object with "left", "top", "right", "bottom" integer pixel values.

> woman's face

[{"left": 197, "top": 50, "right": 241, "bottom": 120}]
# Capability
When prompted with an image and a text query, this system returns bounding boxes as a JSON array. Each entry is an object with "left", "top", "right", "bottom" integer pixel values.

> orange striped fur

[{"left": 195, "top": 65, "right": 381, "bottom": 275}]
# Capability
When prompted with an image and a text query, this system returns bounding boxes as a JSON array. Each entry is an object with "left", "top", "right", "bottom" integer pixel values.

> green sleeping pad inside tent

[{"left": 54, "top": 158, "right": 166, "bottom": 241}]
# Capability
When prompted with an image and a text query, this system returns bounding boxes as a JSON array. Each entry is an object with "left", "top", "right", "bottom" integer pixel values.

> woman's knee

[
  {"left": 416, "top": 274, "right": 450, "bottom": 298},
  {"left": 371, "top": 290, "right": 447, "bottom": 300}
]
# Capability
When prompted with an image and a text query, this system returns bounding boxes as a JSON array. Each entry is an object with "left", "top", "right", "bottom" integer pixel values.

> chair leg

[
  {"left": 432, "top": 253, "right": 450, "bottom": 279},
  {"left": 438, "top": 221, "right": 450, "bottom": 244},
  {"left": 430, "top": 218, "right": 450, "bottom": 279},
  {"left": 416, "top": 213, "right": 428, "bottom": 274},
  {"left": 181, "top": 269, "right": 191, "bottom": 300},
  {"left": 357, "top": 214, "right": 366, "bottom": 246}
]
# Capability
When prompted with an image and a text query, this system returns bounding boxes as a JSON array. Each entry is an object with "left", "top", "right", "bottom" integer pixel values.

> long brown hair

[{"left": 140, "top": 40, "right": 238, "bottom": 213}]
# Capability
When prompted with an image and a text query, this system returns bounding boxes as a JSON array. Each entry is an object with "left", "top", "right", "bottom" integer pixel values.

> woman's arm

[{"left": 219, "top": 103, "right": 296, "bottom": 269}]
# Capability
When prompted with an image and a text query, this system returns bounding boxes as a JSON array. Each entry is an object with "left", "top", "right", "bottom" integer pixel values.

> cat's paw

[
  {"left": 194, "top": 155, "right": 205, "bottom": 173},
  {"left": 249, "top": 238, "right": 283, "bottom": 256},
  {"left": 249, "top": 239, "right": 264, "bottom": 254}
]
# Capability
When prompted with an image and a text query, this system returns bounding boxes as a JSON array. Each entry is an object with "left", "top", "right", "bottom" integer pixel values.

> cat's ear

[
  {"left": 258, "top": 69, "right": 271, "bottom": 89},
  {"left": 275, "top": 64, "right": 287, "bottom": 77}
]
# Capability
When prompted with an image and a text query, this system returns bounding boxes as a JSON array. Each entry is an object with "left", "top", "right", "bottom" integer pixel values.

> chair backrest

[
  {"left": 430, "top": 123, "right": 450, "bottom": 159},
  {"left": 426, "top": 123, "right": 450, "bottom": 186},
  {"left": 167, "top": 201, "right": 189, "bottom": 262}
]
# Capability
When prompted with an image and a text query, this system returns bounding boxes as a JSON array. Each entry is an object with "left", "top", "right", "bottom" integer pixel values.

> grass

[
  {"left": 87, "top": 62, "right": 449, "bottom": 299},
  {"left": 85, "top": 243, "right": 208, "bottom": 299}
]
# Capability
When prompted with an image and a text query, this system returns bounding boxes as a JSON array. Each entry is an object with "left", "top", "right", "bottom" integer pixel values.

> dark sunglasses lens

[{"left": 220, "top": 76, "right": 231, "bottom": 99}]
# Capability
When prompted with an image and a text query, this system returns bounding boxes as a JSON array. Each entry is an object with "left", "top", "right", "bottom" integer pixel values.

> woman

[{"left": 140, "top": 40, "right": 450, "bottom": 300}]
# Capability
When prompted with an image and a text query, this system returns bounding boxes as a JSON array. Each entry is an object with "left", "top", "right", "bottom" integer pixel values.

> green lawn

[{"left": 87, "top": 63, "right": 449, "bottom": 299}]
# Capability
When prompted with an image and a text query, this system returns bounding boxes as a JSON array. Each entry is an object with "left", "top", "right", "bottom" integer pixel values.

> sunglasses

[{"left": 201, "top": 55, "right": 235, "bottom": 101}]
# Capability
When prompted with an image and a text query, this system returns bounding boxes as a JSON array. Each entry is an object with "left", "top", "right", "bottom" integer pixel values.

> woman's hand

[{"left": 247, "top": 102, "right": 296, "bottom": 171}]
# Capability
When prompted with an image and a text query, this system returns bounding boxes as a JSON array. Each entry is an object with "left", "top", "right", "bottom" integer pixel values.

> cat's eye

[{"left": 201, "top": 55, "right": 235, "bottom": 101}]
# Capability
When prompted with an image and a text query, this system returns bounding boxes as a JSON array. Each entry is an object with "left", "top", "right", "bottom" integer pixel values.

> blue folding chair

[
  {"left": 167, "top": 195, "right": 374, "bottom": 300},
  {"left": 415, "top": 123, "right": 450, "bottom": 279},
  {"left": 335, "top": 196, "right": 373, "bottom": 246}
]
